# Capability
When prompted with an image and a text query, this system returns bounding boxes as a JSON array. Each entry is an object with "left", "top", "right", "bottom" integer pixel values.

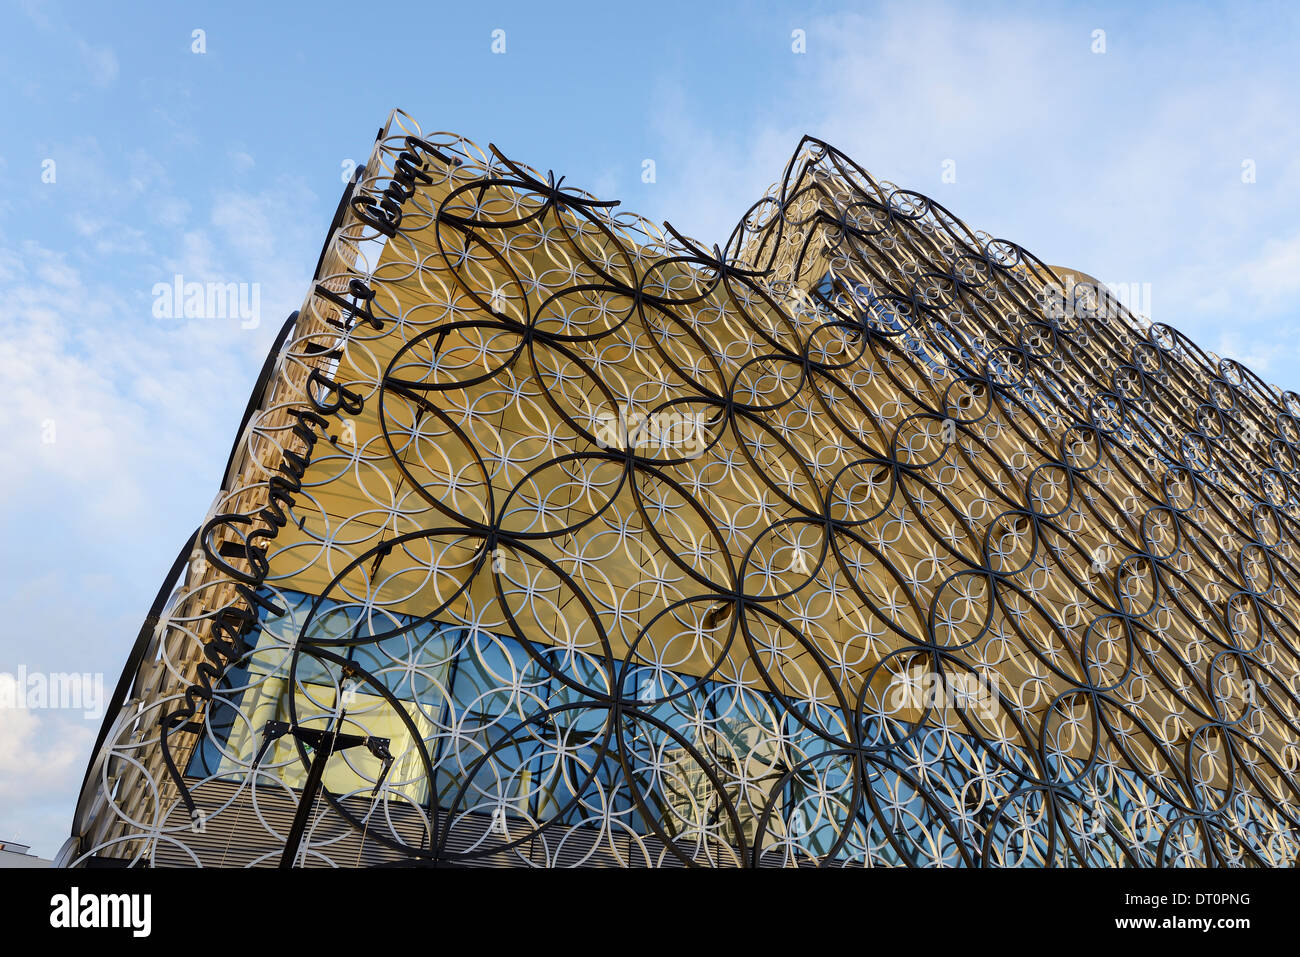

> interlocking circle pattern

[{"left": 74, "top": 110, "right": 1300, "bottom": 867}]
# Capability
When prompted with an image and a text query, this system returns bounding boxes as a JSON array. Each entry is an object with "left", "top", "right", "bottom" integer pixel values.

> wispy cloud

[
  {"left": 76, "top": 38, "right": 118, "bottom": 87},
  {"left": 0, "top": 685, "right": 93, "bottom": 801},
  {"left": 639, "top": 1, "right": 1300, "bottom": 386}
]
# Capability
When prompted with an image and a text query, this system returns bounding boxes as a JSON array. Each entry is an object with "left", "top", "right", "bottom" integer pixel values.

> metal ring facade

[{"left": 70, "top": 110, "right": 1300, "bottom": 868}]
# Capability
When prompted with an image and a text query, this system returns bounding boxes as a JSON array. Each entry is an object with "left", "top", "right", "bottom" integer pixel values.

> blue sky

[{"left": 2, "top": 0, "right": 1299, "bottom": 856}]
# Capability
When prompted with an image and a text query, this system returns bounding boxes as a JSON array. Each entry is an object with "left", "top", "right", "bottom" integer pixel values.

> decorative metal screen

[{"left": 72, "top": 109, "right": 1300, "bottom": 867}]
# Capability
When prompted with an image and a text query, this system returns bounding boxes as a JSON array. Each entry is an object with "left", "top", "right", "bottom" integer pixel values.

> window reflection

[{"left": 188, "top": 588, "right": 1252, "bottom": 865}]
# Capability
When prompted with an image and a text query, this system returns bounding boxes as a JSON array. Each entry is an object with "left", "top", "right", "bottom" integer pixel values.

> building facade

[
  {"left": 0, "top": 840, "right": 51, "bottom": 868},
  {"left": 67, "top": 110, "right": 1300, "bottom": 867}
]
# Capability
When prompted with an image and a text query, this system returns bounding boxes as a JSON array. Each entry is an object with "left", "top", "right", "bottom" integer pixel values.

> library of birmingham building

[{"left": 65, "top": 110, "right": 1300, "bottom": 868}]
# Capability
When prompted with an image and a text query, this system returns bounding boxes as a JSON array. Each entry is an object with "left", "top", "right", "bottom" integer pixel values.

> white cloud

[
  {"left": 211, "top": 191, "right": 277, "bottom": 261},
  {"left": 18, "top": 0, "right": 53, "bottom": 31},
  {"left": 637, "top": 1, "right": 1300, "bottom": 389},
  {"left": 1235, "top": 231, "right": 1300, "bottom": 312},
  {"left": 0, "top": 677, "right": 94, "bottom": 801},
  {"left": 0, "top": 160, "right": 323, "bottom": 853},
  {"left": 150, "top": 196, "right": 191, "bottom": 228},
  {"left": 71, "top": 213, "right": 148, "bottom": 255},
  {"left": 76, "top": 39, "right": 118, "bottom": 87},
  {"left": 0, "top": 175, "right": 320, "bottom": 527},
  {"left": 0, "top": 676, "right": 95, "bottom": 853}
]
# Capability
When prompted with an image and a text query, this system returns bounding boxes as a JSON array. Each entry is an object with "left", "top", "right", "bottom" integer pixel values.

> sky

[{"left": 2, "top": 0, "right": 1299, "bottom": 857}]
